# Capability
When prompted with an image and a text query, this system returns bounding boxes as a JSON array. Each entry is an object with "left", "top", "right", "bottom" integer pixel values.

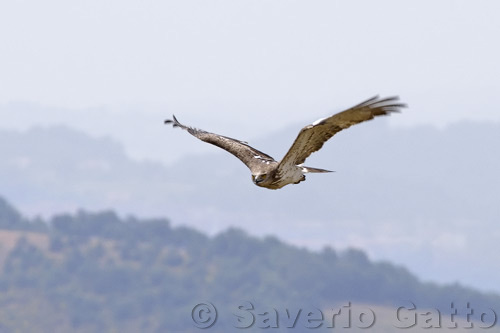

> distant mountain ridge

[{"left": 2, "top": 121, "right": 499, "bottom": 219}]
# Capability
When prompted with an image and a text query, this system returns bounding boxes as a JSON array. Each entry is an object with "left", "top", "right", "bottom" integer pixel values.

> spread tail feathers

[{"left": 301, "top": 166, "right": 333, "bottom": 173}]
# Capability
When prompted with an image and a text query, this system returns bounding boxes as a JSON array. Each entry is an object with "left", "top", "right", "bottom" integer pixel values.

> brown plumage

[{"left": 165, "top": 95, "right": 406, "bottom": 189}]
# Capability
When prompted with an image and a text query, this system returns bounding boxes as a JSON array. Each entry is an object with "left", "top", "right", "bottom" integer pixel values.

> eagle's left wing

[
  {"left": 276, "top": 96, "right": 406, "bottom": 173},
  {"left": 165, "top": 115, "right": 276, "bottom": 172}
]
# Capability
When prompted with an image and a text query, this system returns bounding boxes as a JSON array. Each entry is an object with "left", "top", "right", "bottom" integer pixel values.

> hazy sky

[{"left": 1, "top": 0, "right": 499, "bottom": 132}]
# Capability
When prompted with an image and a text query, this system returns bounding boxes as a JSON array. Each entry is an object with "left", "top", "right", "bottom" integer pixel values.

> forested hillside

[{"left": 0, "top": 196, "right": 498, "bottom": 332}]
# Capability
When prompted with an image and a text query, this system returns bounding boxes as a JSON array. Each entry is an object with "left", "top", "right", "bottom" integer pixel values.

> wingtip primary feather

[
  {"left": 365, "top": 95, "right": 407, "bottom": 115},
  {"left": 164, "top": 115, "right": 181, "bottom": 127}
]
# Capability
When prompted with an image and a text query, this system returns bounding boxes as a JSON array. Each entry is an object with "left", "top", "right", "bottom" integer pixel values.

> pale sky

[{"left": 1, "top": 1, "right": 499, "bottom": 120}]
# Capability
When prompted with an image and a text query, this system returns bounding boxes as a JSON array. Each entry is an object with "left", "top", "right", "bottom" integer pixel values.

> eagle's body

[{"left": 165, "top": 95, "right": 406, "bottom": 189}]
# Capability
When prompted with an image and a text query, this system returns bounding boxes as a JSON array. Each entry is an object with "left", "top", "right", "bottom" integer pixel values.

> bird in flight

[{"left": 165, "top": 95, "right": 406, "bottom": 190}]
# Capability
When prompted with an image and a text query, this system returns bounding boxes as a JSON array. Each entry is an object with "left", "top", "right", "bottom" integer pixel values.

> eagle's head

[{"left": 252, "top": 173, "right": 268, "bottom": 187}]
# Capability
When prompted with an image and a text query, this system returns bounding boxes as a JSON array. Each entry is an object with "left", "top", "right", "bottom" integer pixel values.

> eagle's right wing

[
  {"left": 276, "top": 96, "right": 406, "bottom": 174},
  {"left": 165, "top": 116, "right": 276, "bottom": 171}
]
